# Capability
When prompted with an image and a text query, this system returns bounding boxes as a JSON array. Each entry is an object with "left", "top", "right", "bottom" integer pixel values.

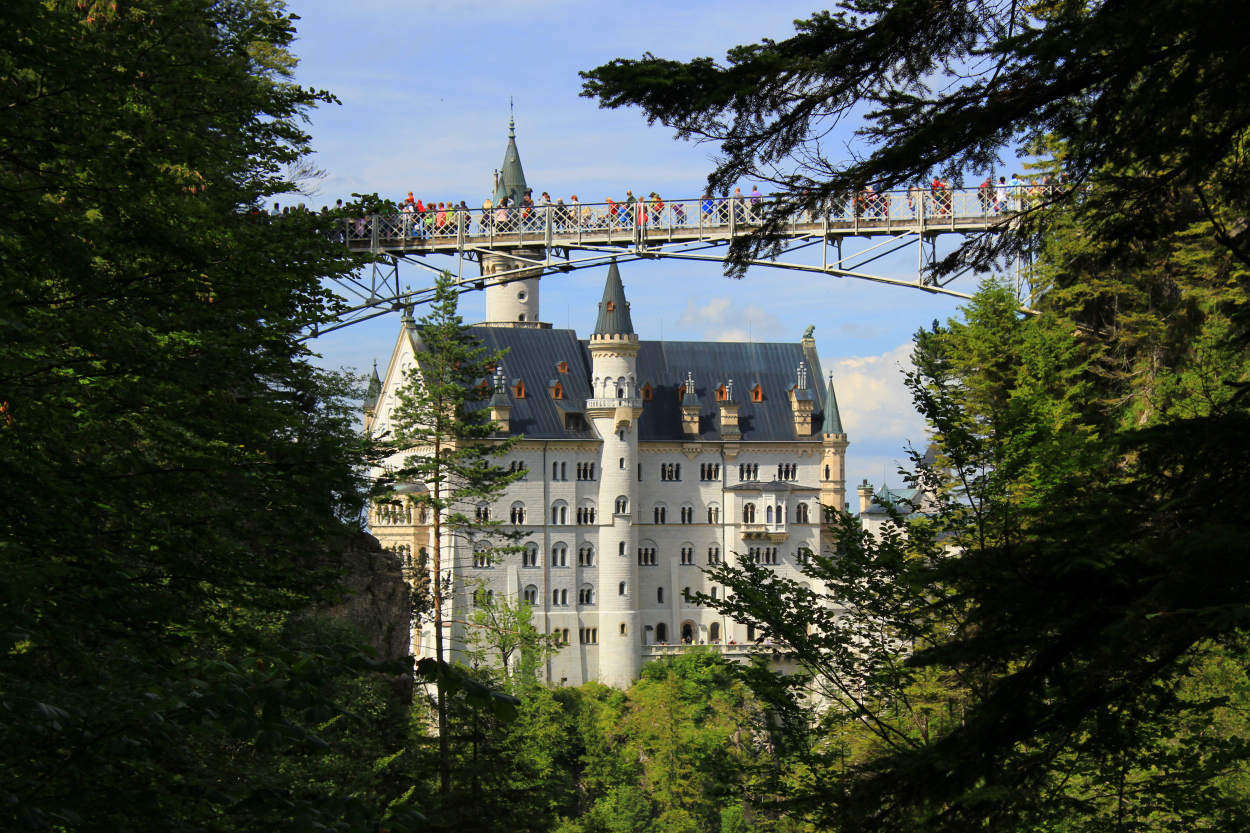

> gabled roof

[
  {"left": 493, "top": 116, "right": 528, "bottom": 208},
  {"left": 629, "top": 340, "right": 832, "bottom": 442},
  {"left": 593, "top": 260, "right": 634, "bottom": 336},
  {"left": 726, "top": 479, "right": 821, "bottom": 493}
]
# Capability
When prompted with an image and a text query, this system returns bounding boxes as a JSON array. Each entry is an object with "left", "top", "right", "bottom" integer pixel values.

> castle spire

[
  {"left": 593, "top": 259, "right": 634, "bottom": 336},
  {"left": 825, "top": 370, "right": 843, "bottom": 433},
  {"left": 493, "top": 108, "right": 528, "bottom": 207}
]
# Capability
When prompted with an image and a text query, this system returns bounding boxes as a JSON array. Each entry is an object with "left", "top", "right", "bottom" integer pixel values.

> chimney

[
  {"left": 718, "top": 379, "right": 741, "bottom": 439},
  {"left": 857, "top": 479, "right": 874, "bottom": 514},
  {"left": 489, "top": 365, "right": 512, "bottom": 431},
  {"left": 680, "top": 371, "right": 700, "bottom": 437},
  {"left": 788, "top": 361, "right": 815, "bottom": 435}
]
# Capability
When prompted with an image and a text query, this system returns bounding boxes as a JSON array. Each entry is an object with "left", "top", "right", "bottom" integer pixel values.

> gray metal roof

[
  {"left": 593, "top": 260, "right": 634, "bottom": 335},
  {"left": 399, "top": 323, "right": 841, "bottom": 443},
  {"left": 492, "top": 116, "right": 528, "bottom": 208},
  {"left": 629, "top": 339, "right": 832, "bottom": 442},
  {"left": 726, "top": 480, "right": 821, "bottom": 493}
]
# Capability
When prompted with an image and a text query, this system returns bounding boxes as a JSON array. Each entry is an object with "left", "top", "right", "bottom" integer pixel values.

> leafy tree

[
  {"left": 464, "top": 595, "right": 563, "bottom": 693},
  {"left": 379, "top": 271, "right": 526, "bottom": 793},
  {"left": 0, "top": 1, "right": 438, "bottom": 829}
]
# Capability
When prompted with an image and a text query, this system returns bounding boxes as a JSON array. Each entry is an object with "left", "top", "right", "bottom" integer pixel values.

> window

[
  {"left": 637, "top": 547, "right": 657, "bottom": 566},
  {"left": 619, "top": 457, "right": 625, "bottom": 469},
  {"left": 747, "top": 624, "right": 756, "bottom": 642},
  {"left": 508, "top": 460, "right": 528, "bottom": 478},
  {"left": 576, "top": 462, "right": 596, "bottom": 480},
  {"left": 797, "top": 546, "right": 813, "bottom": 565},
  {"left": 578, "top": 545, "right": 595, "bottom": 566},
  {"left": 556, "top": 360, "right": 569, "bottom": 373},
  {"left": 550, "top": 381, "right": 564, "bottom": 400},
  {"left": 680, "top": 546, "right": 694, "bottom": 565},
  {"left": 653, "top": 505, "right": 667, "bottom": 524},
  {"left": 657, "top": 587, "right": 664, "bottom": 604},
  {"left": 552, "top": 588, "right": 568, "bottom": 606},
  {"left": 683, "top": 585, "right": 690, "bottom": 598},
  {"left": 750, "top": 547, "right": 779, "bottom": 565},
  {"left": 579, "top": 627, "right": 599, "bottom": 644},
  {"left": 700, "top": 463, "right": 721, "bottom": 481},
  {"left": 578, "top": 584, "right": 595, "bottom": 605},
  {"left": 707, "top": 546, "right": 721, "bottom": 565},
  {"left": 576, "top": 505, "right": 597, "bottom": 525},
  {"left": 743, "top": 503, "right": 756, "bottom": 524},
  {"left": 709, "top": 622, "right": 721, "bottom": 643},
  {"left": 553, "top": 461, "right": 559, "bottom": 480},
  {"left": 523, "top": 585, "right": 538, "bottom": 604},
  {"left": 681, "top": 623, "right": 694, "bottom": 643},
  {"left": 638, "top": 462, "right": 642, "bottom": 481},
  {"left": 511, "top": 380, "right": 526, "bottom": 398},
  {"left": 738, "top": 463, "right": 759, "bottom": 481},
  {"left": 711, "top": 587, "right": 718, "bottom": 600},
  {"left": 707, "top": 505, "right": 720, "bottom": 524},
  {"left": 551, "top": 502, "right": 568, "bottom": 524},
  {"left": 552, "top": 545, "right": 567, "bottom": 567},
  {"left": 509, "top": 503, "right": 525, "bottom": 524},
  {"left": 620, "top": 623, "right": 628, "bottom": 635},
  {"left": 660, "top": 463, "right": 681, "bottom": 481},
  {"left": 777, "top": 463, "right": 796, "bottom": 480},
  {"left": 615, "top": 496, "right": 629, "bottom": 514},
  {"left": 523, "top": 546, "right": 540, "bottom": 567},
  {"left": 474, "top": 587, "right": 494, "bottom": 606},
  {"left": 767, "top": 506, "right": 773, "bottom": 524},
  {"left": 619, "top": 581, "right": 627, "bottom": 595},
  {"left": 824, "top": 464, "right": 830, "bottom": 480},
  {"left": 656, "top": 623, "right": 669, "bottom": 644},
  {"left": 619, "top": 541, "right": 626, "bottom": 556},
  {"left": 476, "top": 502, "right": 490, "bottom": 522},
  {"left": 796, "top": 503, "right": 810, "bottom": 524},
  {"left": 679, "top": 506, "right": 693, "bottom": 524},
  {"left": 641, "top": 383, "right": 652, "bottom": 400},
  {"left": 473, "top": 550, "right": 491, "bottom": 568},
  {"left": 750, "top": 384, "right": 763, "bottom": 402},
  {"left": 561, "top": 628, "right": 570, "bottom": 643}
]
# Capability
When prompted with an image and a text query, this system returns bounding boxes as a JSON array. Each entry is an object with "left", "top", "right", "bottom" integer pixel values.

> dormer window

[
  {"left": 750, "top": 384, "right": 763, "bottom": 403},
  {"left": 716, "top": 384, "right": 727, "bottom": 401},
  {"left": 641, "top": 383, "right": 652, "bottom": 400},
  {"left": 510, "top": 379, "right": 526, "bottom": 399},
  {"left": 556, "top": 361, "right": 569, "bottom": 373},
  {"left": 606, "top": 301, "right": 615, "bottom": 311},
  {"left": 549, "top": 380, "right": 563, "bottom": 399}
]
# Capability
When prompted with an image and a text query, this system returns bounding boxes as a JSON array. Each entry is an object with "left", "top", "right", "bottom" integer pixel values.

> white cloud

[
  {"left": 824, "top": 343, "right": 927, "bottom": 445},
  {"left": 677, "top": 296, "right": 786, "bottom": 343}
]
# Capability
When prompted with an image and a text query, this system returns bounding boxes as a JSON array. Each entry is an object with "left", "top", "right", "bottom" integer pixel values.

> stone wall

[{"left": 318, "top": 532, "right": 411, "bottom": 662}]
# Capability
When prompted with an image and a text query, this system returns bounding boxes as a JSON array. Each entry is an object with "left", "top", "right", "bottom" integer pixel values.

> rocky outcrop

[{"left": 318, "top": 532, "right": 410, "bottom": 663}]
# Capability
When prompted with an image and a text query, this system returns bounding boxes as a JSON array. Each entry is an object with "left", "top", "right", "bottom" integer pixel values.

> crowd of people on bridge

[{"left": 276, "top": 173, "right": 1063, "bottom": 243}]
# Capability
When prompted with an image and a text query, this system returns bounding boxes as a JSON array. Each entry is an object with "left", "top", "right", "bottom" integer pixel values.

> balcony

[{"left": 585, "top": 398, "right": 645, "bottom": 410}]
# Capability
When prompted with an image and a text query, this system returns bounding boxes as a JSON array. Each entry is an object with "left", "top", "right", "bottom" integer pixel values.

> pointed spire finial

[{"left": 509, "top": 97, "right": 515, "bottom": 138}]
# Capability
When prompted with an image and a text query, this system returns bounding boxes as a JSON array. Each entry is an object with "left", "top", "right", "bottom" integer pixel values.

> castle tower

[
  {"left": 481, "top": 114, "right": 544, "bottom": 326},
  {"left": 820, "top": 368, "right": 849, "bottom": 550},
  {"left": 585, "top": 261, "right": 643, "bottom": 687}
]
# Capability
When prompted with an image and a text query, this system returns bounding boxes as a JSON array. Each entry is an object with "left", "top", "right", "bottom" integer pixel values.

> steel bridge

[{"left": 318, "top": 187, "right": 1040, "bottom": 337}]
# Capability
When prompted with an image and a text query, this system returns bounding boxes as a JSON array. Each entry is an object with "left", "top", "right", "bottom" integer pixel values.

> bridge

[{"left": 317, "top": 187, "right": 1040, "bottom": 337}]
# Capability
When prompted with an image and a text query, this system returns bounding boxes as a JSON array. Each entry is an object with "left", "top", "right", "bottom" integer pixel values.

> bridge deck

[{"left": 341, "top": 188, "right": 1034, "bottom": 256}]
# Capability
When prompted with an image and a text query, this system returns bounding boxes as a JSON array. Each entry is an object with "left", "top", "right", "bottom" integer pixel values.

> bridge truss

[{"left": 313, "top": 187, "right": 1036, "bottom": 338}]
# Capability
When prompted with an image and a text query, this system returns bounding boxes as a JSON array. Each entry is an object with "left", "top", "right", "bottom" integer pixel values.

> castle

[{"left": 365, "top": 122, "right": 849, "bottom": 688}]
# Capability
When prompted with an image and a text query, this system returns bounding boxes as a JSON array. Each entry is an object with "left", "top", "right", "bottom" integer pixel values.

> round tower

[
  {"left": 586, "top": 261, "right": 644, "bottom": 688},
  {"left": 482, "top": 114, "right": 544, "bottom": 326}
]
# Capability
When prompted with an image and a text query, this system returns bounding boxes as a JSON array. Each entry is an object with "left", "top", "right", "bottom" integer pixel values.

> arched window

[
  {"left": 711, "top": 587, "right": 718, "bottom": 600},
  {"left": 523, "top": 585, "right": 538, "bottom": 604},
  {"left": 618, "top": 541, "right": 626, "bottom": 556},
  {"left": 824, "top": 464, "right": 830, "bottom": 480},
  {"left": 619, "top": 581, "right": 627, "bottom": 595},
  {"left": 707, "top": 504, "right": 720, "bottom": 524},
  {"left": 475, "top": 502, "right": 490, "bottom": 522},
  {"left": 523, "top": 546, "right": 539, "bottom": 567},
  {"left": 707, "top": 546, "right": 720, "bottom": 564},
  {"left": 766, "top": 506, "right": 774, "bottom": 524},
  {"left": 553, "top": 461, "right": 559, "bottom": 480},
  {"left": 619, "top": 457, "right": 625, "bottom": 469},
  {"left": 709, "top": 622, "right": 721, "bottom": 643},
  {"left": 620, "top": 622, "right": 628, "bottom": 635},
  {"left": 473, "top": 549, "right": 491, "bottom": 568},
  {"left": 681, "top": 622, "right": 695, "bottom": 643},
  {"left": 653, "top": 504, "right": 667, "bottom": 524},
  {"left": 637, "top": 546, "right": 657, "bottom": 566},
  {"left": 578, "top": 584, "right": 595, "bottom": 605},
  {"left": 551, "top": 501, "right": 568, "bottom": 525},
  {"left": 656, "top": 623, "right": 668, "bottom": 644},
  {"left": 796, "top": 503, "right": 810, "bottom": 524},
  {"left": 509, "top": 502, "right": 525, "bottom": 524},
  {"left": 576, "top": 502, "right": 597, "bottom": 525},
  {"left": 657, "top": 587, "right": 664, "bottom": 604},
  {"left": 615, "top": 496, "right": 628, "bottom": 514},
  {"left": 743, "top": 503, "right": 756, "bottom": 524},
  {"left": 680, "top": 545, "right": 694, "bottom": 565},
  {"left": 683, "top": 585, "right": 690, "bottom": 598},
  {"left": 561, "top": 628, "right": 570, "bottom": 643},
  {"left": 551, "top": 544, "right": 567, "bottom": 567},
  {"left": 747, "top": 624, "right": 756, "bottom": 642}
]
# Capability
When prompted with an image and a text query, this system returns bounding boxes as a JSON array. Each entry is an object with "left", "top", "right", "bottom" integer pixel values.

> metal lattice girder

[{"left": 317, "top": 186, "right": 1046, "bottom": 337}]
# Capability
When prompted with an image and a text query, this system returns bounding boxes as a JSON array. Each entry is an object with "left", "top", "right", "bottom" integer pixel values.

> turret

[
  {"left": 585, "top": 260, "right": 643, "bottom": 688},
  {"left": 363, "top": 359, "right": 382, "bottom": 417},
  {"left": 481, "top": 113, "right": 545, "bottom": 327},
  {"left": 680, "top": 372, "right": 700, "bottom": 437},
  {"left": 488, "top": 365, "right": 512, "bottom": 432}
]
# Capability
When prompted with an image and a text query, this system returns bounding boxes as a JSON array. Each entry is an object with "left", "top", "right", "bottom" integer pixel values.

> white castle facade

[{"left": 364, "top": 125, "right": 849, "bottom": 688}]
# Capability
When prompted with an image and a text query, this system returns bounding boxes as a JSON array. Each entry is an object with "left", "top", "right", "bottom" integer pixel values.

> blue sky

[{"left": 287, "top": 0, "right": 981, "bottom": 496}]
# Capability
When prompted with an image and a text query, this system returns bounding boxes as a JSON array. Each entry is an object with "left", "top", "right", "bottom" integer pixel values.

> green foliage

[{"left": 464, "top": 595, "right": 564, "bottom": 693}]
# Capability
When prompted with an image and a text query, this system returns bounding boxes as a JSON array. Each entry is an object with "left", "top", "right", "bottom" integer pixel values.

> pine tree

[{"left": 380, "top": 271, "right": 525, "bottom": 794}]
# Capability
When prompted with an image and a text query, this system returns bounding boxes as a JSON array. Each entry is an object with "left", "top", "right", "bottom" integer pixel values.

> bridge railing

[{"left": 341, "top": 185, "right": 1062, "bottom": 248}]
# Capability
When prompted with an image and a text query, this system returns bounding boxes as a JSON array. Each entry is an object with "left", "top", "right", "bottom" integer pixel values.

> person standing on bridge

[
  {"left": 732, "top": 187, "right": 745, "bottom": 223},
  {"left": 749, "top": 185, "right": 762, "bottom": 221},
  {"left": 701, "top": 192, "right": 716, "bottom": 226},
  {"left": 1008, "top": 173, "right": 1023, "bottom": 212},
  {"left": 624, "top": 191, "right": 636, "bottom": 227},
  {"left": 995, "top": 177, "right": 1007, "bottom": 213}
]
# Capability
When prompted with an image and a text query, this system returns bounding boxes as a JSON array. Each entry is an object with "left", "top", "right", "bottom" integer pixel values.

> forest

[{"left": 3, "top": 0, "right": 1249, "bottom": 831}]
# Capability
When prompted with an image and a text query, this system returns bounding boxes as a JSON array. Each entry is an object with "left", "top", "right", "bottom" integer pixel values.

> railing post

[
  {"left": 456, "top": 207, "right": 465, "bottom": 252},
  {"left": 544, "top": 204, "right": 553, "bottom": 257},
  {"left": 370, "top": 214, "right": 379, "bottom": 253}
]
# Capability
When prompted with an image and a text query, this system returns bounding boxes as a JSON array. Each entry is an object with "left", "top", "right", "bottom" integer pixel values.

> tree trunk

[{"left": 433, "top": 434, "right": 450, "bottom": 795}]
